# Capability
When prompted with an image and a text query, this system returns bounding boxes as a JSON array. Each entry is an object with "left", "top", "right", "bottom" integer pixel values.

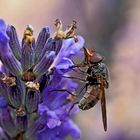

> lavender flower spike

[{"left": 0, "top": 19, "right": 83, "bottom": 140}]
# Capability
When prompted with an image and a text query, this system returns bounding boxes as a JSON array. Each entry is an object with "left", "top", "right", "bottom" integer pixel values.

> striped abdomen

[{"left": 78, "top": 85, "right": 101, "bottom": 110}]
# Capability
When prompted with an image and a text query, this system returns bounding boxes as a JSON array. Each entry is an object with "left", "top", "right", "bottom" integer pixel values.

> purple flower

[{"left": 0, "top": 19, "right": 84, "bottom": 140}]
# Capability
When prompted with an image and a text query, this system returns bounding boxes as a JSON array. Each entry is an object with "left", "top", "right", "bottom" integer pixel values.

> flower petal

[
  {"left": 0, "top": 19, "right": 7, "bottom": 32},
  {"left": 58, "top": 35, "right": 84, "bottom": 59},
  {"left": 0, "top": 19, "right": 10, "bottom": 52},
  {"left": 0, "top": 96, "right": 8, "bottom": 108},
  {"left": 46, "top": 110, "right": 61, "bottom": 129},
  {"left": 0, "top": 30, "right": 9, "bottom": 46},
  {"left": 38, "top": 103, "right": 49, "bottom": 115},
  {"left": 55, "top": 57, "right": 74, "bottom": 73},
  {"left": 58, "top": 119, "right": 81, "bottom": 139}
]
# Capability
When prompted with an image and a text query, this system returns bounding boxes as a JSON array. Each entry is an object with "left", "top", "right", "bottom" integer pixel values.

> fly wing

[
  {"left": 100, "top": 63, "right": 109, "bottom": 89},
  {"left": 101, "top": 87, "right": 107, "bottom": 131}
]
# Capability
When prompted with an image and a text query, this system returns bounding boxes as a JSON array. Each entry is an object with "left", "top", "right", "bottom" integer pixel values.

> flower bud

[
  {"left": 33, "top": 51, "right": 55, "bottom": 77},
  {"left": 8, "top": 83, "right": 23, "bottom": 109},
  {"left": 6, "top": 25, "right": 21, "bottom": 60},
  {"left": 25, "top": 90, "right": 40, "bottom": 113},
  {"left": 21, "top": 43, "right": 34, "bottom": 71},
  {"left": 35, "top": 27, "right": 50, "bottom": 63}
]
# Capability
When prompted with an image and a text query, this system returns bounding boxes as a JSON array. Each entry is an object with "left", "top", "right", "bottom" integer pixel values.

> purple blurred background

[{"left": 1, "top": 0, "right": 140, "bottom": 139}]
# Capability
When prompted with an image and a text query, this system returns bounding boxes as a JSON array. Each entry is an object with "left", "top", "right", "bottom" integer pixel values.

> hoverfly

[{"left": 50, "top": 47, "right": 109, "bottom": 131}]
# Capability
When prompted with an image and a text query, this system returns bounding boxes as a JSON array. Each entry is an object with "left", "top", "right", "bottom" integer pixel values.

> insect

[{"left": 51, "top": 47, "right": 109, "bottom": 131}]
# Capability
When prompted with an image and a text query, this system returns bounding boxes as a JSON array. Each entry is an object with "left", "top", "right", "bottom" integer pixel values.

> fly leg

[
  {"left": 49, "top": 89, "right": 77, "bottom": 104},
  {"left": 70, "top": 67, "right": 90, "bottom": 77},
  {"left": 68, "top": 101, "right": 79, "bottom": 114},
  {"left": 68, "top": 84, "right": 87, "bottom": 113},
  {"left": 49, "top": 89, "right": 79, "bottom": 113},
  {"left": 62, "top": 75, "right": 86, "bottom": 82},
  {"left": 49, "top": 89, "right": 77, "bottom": 96}
]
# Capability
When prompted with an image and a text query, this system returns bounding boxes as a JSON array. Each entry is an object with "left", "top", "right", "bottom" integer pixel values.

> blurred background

[{"left": 0, "top": 0, "right": 140, "bottom": 139}]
